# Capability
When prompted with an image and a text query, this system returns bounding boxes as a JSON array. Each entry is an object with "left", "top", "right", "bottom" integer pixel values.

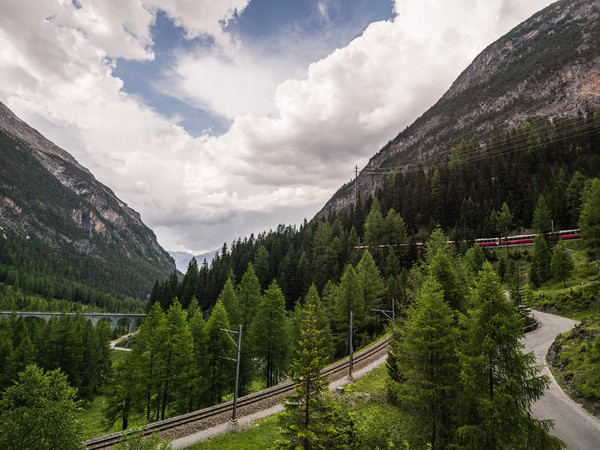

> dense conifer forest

[{"left": 0, "top": 109, "right": 599, "bottom": 447}]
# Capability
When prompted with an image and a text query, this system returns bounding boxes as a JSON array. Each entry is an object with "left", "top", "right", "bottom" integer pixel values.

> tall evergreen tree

[
  {"left": 279, "top": 302, "right": 341, "bottom": 449},
  {"left": 251, "top": 280, "right": 289, "bottom": 387},
  {"left": 356, "top": 250, "right": 387, "bottom": 321},
  {"left": 206, "top": 299, "right": 234, "bottom": 404},
  {"left": 530, "top": 234, "right": 552, "bottom": 286},
  {"left": 579, "top": 178, "right": 600, "bottom": 266},
  {"left": 392, "top": 277, "right": 460, "bottom": 449},
  {"left": 532, "top": 194, "right": 552, "bottom": 236},
  {"left": 236, "top": 263, "right": 262, "bottom": 395},
  {"left": 457, "top": 263, "right": 562, "bottom": 449},
  {"left": 0, "top": 365, "right": 83, "bottom": 450}
]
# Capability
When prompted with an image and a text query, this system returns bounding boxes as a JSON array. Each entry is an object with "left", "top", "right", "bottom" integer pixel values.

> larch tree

[
  {"left": 251, "top": 280, "right": 289, "bottom": 387},
  {"left": 551, "top": 243, "right": 574, "bottom": 288},
  {"left": 206, "top": 299, "right": 234, "bottom": 404},
  {"left": 334, "top": 264, "right": 364, "bottom": 355},
  {"left": 0, "top": 365, "right": 83, "bottom": 450},
  {"left": 279, "top": 302, "right": 340, "bottom": 449},
  {"left": 236, "top": 263, "right": 262, "bottom": 395},
  {"left": 457, "top": 263, "right": 563, "bottom": 449},
  {"left": 356, "top": 250, "right": 387, "bottom": 318},
  {"left": 532, "top": 194, "right": 553, "bottom": 236},
  {"left": 156, "top": 300, "right": 194, "bottom": 419},
  {"left": 579, "top": 178, "right": 600, "bottom": 267},
  {"left": 392, "top": 277, "right": 460, "bottom": 449}
]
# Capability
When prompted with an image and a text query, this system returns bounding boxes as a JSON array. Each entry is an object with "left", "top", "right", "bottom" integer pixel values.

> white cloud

[{"left": 0, "top": 0, "right": 555, "bottom": 253}]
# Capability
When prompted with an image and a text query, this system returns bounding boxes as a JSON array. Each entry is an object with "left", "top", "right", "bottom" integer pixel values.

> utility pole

[
  {"left": 372, "top": 298, "right": 396, "bottom": 323},
  {"left": 219, "top": 325, "right": 242, "bottom": 422},
  {"left": 349, "top": 310, "right": 353, "bottom": 378}
]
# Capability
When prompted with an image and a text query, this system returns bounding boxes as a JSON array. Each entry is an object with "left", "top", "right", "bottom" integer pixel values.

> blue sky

[{"left": 0, "top": 0, "right": 555, "bottom": 254}]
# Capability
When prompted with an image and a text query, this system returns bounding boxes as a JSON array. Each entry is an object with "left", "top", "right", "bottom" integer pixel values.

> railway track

[{"left": 84, "top": 336, "right": 389, "bottom": 449}]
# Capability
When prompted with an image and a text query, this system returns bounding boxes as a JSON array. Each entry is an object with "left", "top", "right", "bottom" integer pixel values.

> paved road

[{"left": 524, "top": 309, "right": 600, "bottom": 449}]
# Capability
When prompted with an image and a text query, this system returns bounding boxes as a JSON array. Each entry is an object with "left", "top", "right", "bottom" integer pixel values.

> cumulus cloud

[{"left": 0, "top": 0, "right": 555, "bottom": 252}]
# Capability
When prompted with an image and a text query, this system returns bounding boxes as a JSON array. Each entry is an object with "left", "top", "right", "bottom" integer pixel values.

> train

[
  {"left": 474, "top": 229, "right": 580, "bottom": 247},
  {"left": 354, "top": 229, "right": 580, "bottom": 251}
]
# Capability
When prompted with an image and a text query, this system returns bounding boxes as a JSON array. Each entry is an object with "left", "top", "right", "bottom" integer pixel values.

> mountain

[
  {"left": 0, "top": 101, "right": 175, "bottom": 300},
  {"left": 169, "top": 250, "right": 216, "bottom": 273},
  {"left": 318, "top": 0, "right": 600, "bottom": 218}
]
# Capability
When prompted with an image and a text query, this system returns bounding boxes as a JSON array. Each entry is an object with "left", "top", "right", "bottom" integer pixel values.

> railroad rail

[{"left": 84, "top": 336, "right": 389, "bottom": 449}]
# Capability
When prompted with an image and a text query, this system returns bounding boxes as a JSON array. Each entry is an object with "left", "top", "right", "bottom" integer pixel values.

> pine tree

[
  {"left": 457, "top": 263, "right": 562, "bottom": 449},
  {"left": 392, "top": 277, "right": 460, "bottom": 449},
  {"left": 279, "top": 302, "right": 341, "bottom": 449}
]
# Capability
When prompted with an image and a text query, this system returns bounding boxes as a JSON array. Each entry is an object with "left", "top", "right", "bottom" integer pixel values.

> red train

[
  {"left": 474, "top": 229, "right": 580, "bottom": 247},
  {"left": 353, "top": 229, "right": 580, "bottom": 251}
]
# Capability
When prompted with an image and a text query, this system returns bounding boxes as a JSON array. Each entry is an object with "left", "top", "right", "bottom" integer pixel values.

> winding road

[{"left": 524, "top": 309, "right": 600, "bottom": 449}]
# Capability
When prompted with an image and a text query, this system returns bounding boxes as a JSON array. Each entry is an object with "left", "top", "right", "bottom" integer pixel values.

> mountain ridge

[
  {"left": 318, "top": 0, "right": 600, "bottom": 218},
  {"left": 0, "top": 101, "right": 175, "bottom": 299}
]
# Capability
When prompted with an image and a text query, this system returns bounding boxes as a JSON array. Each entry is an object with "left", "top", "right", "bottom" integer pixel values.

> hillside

[
  {"left": 319, "top": 0, "right": 600, "bottom": 217},
  {"left": 0, "top": 101, "right": 175, "bottom": 301}
]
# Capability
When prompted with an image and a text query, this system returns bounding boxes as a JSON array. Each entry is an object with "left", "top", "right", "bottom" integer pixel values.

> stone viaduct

[{"left": 0, "top": 311, "right": 145, "bottom": 333}]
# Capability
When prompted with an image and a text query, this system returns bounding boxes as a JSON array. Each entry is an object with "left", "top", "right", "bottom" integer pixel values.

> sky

[{"left": 0, "top": 0, "right": 556, "bottom": 254}]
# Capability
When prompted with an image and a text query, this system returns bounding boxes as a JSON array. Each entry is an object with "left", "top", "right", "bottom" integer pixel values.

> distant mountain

[
  {"left": 0, "top": 101, "right": 175, "bottom": 300},
  {"left": 318, "top": 0, "right": 600, "bottom": 218},
  {"left": 169, "top": 250, "right": 216, "bottom": 273}
]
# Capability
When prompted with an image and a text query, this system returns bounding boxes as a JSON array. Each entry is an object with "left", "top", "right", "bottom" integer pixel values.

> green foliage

[
  {"left": 391, "top": 277, "right": 460, "bottom": 448},
  {"left": 251, "top": 281, "right": 289, "bottom": 388},
  {"left": 0, "top": 314, "right": 111, "bottom": 400},
  {"left": 0, "top": 365, "right": 83, "bottom": 450},
  {"left": 115, "top": 429, "right": 171, "bottom": 450},
  {"left": 279, "top": 302, "right": 341, "bottom": 449},
  {"left": 457, "top": 263, "right": 563, "bottom": 449},
  {"left": 530, "top": 234, "right": 552, "bottom": 286},
  {"left": 579, "top": 178, "right": 600, "bottom": 264},
  {"left": 552, "top": 244, "right": 574, "bottom": 287},
  {"left": 532, "top": 194, "right": 552, "bottom": 235}
]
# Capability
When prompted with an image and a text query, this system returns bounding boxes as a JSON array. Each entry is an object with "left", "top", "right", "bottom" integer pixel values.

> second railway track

[{"left": 84, "top": 336, "right": 389, "bottom": 449}]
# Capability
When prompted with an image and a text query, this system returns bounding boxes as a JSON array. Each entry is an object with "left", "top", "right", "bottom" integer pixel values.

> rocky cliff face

[
  {"left": 318, "top": 0, "right": 600, "bottom": 218},
  {"left": 0, "top": 101, "right": 175, "bottom": 298}
]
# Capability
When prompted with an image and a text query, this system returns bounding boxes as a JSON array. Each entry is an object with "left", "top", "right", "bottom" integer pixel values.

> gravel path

[
  {"left": 524, "top": 309, "right": 600, "bottom": 449},
  {"left": 171, "top": 354, "right": 388, "bottom": 449}
]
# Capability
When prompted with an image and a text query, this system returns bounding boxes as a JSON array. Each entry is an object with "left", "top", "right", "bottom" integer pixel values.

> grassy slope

[
  {"left": 522, "top": 243, "right": 600, "bottom": 417},
  {"left": 188, "top": 365, "right": 411, "bottom": 449}
]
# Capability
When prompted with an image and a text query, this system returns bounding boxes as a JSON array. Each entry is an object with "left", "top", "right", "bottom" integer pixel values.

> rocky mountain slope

[
  {"left": 318, "top": 0, "right": 600, "bottom": 217},
  {"left": 0, "top": 101, "right": 175, "bottom": 299}
]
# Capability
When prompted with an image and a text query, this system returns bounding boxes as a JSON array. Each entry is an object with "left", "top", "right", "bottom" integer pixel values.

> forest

[{"left": 0, "top": 108, "right": 599, "bottom": 448}]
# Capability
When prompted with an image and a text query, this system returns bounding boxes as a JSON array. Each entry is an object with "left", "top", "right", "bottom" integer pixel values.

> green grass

[
  {"left": 186, "top": 362, "right": 412, "bottom": 449},
  {"left": 548, "top": 317, "right": 600, "bottom": 418},
  {"left": 187, "top": 415, "right": 282, "bottom": 450}
]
